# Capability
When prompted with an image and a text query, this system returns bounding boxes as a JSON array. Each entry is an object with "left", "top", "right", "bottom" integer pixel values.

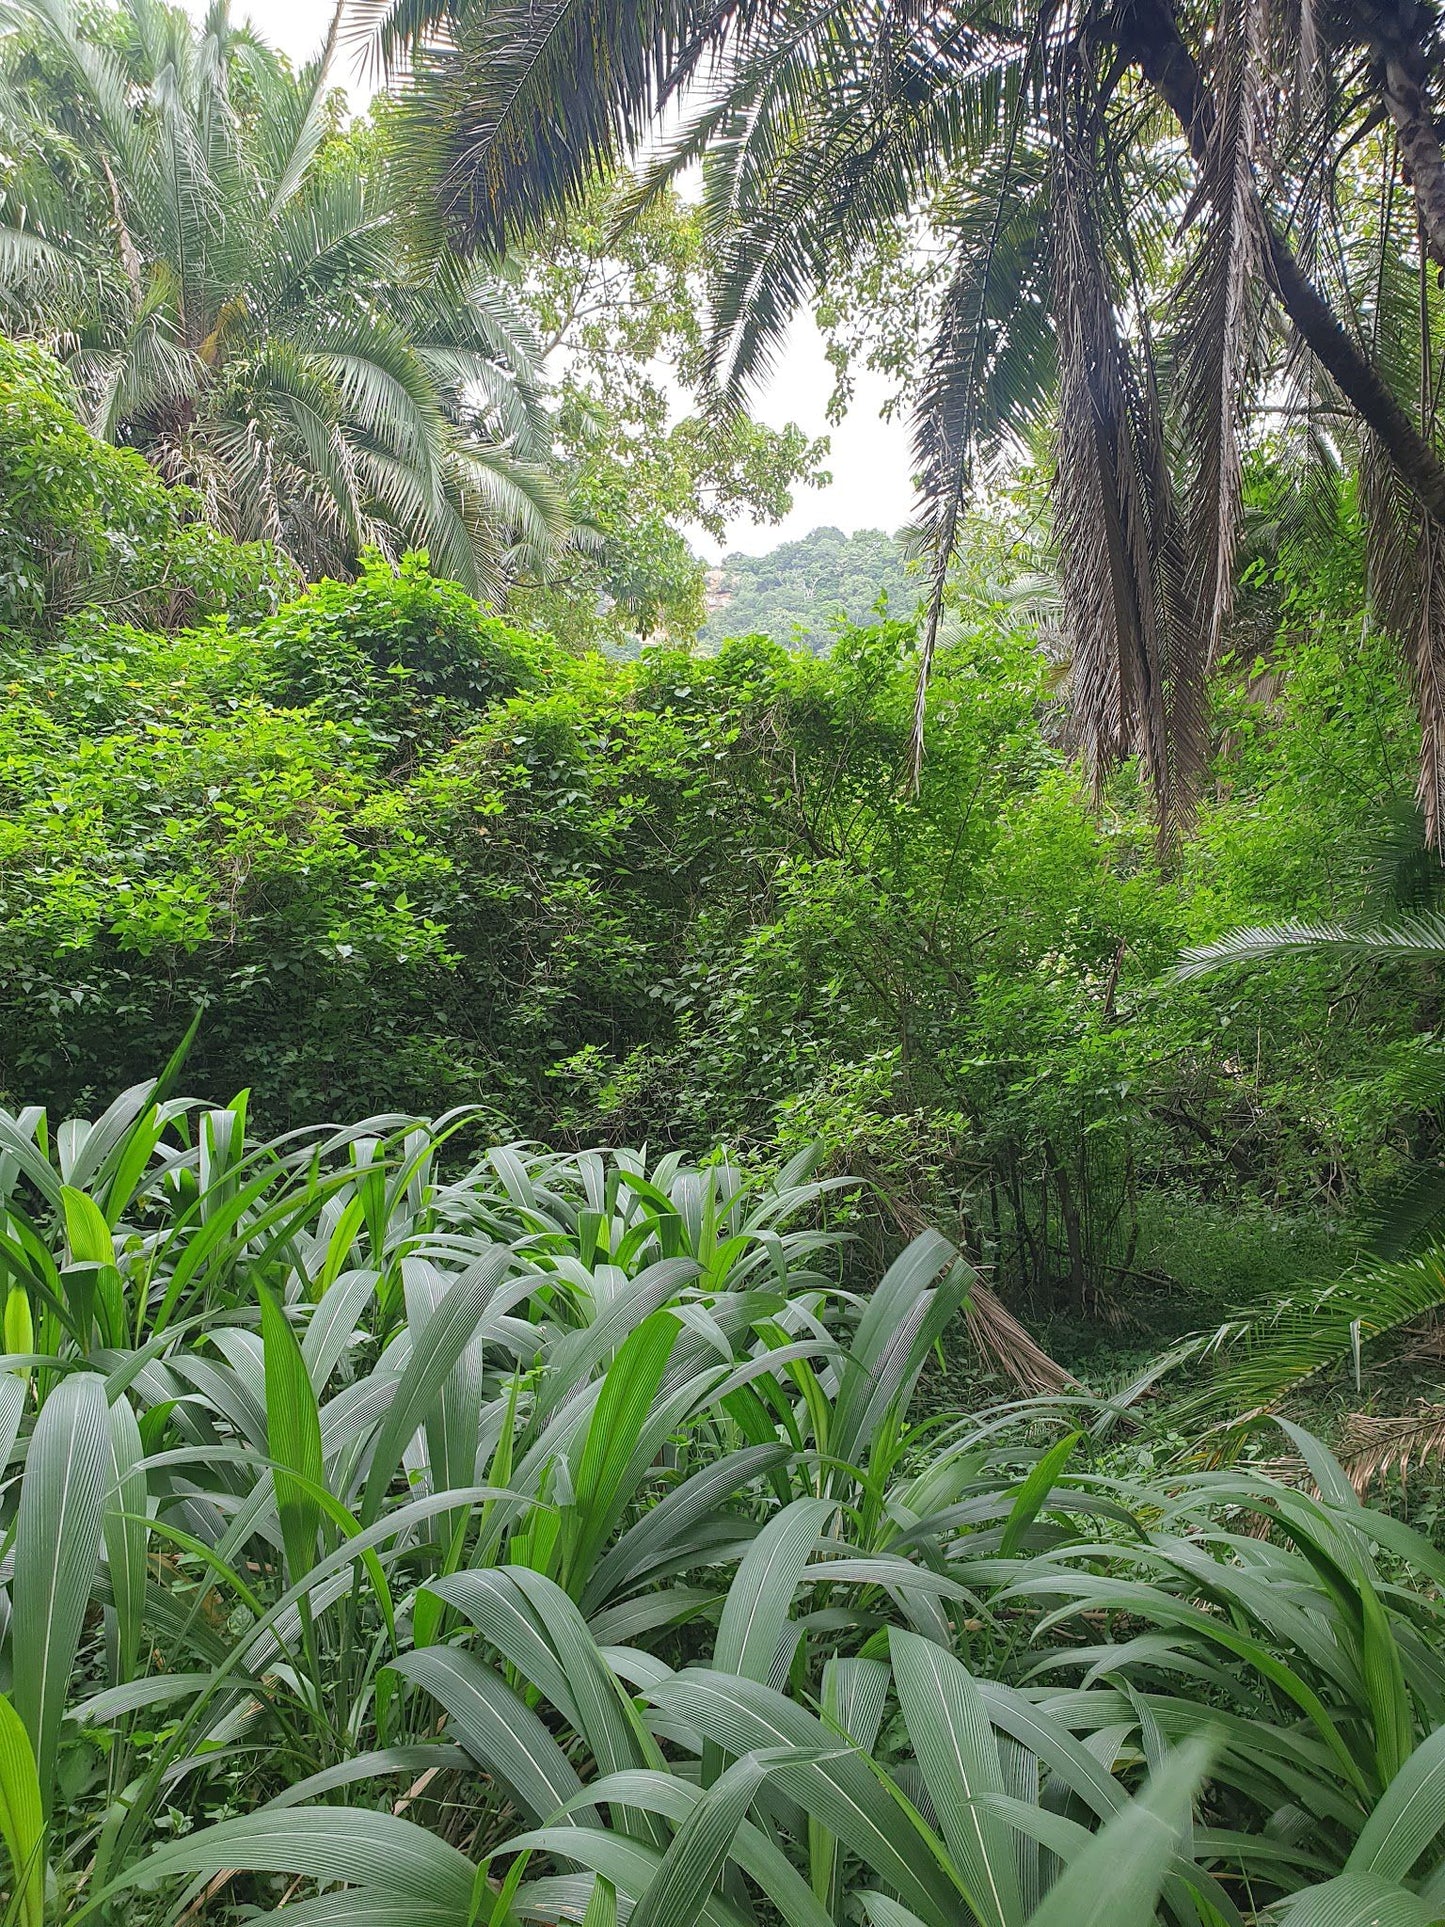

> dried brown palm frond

[
  {"left": 1408, "top": 511, "right": 1445, "bottom": 846},
  {"left": 1361, "top": 440, "right": 1445, "bottom": 846},
  {"left": 1339, "top": 1400, "right": 1445, "bottom": 1490},
  {"left": 1177, "top": 0, "right": 1269, "bottom": 666},
  {"left": 1052, "top": 67, "right": 1202, "bottom": 837},
  {"left": 885, "top": 1194, "right": 1075, "bottom": 1393},
  {"left": 964, "top": 1280, "right": 1079, "bottom": 1394}
]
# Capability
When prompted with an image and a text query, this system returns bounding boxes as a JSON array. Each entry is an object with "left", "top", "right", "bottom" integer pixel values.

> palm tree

[
  {"left": 0, "top": 0, "right": 566, "bottom": 597},
  {"left": 368, "top": 0, "right": 1445, "bottom": 839}
]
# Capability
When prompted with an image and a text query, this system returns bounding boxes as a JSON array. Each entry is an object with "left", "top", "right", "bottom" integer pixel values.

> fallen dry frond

[
  {"left": 1340, "top": 1401, "right": 1445, "bottom": 1492},
  {"left": 965, "top": 1280, "right": 1079, "bottom": 1396}
]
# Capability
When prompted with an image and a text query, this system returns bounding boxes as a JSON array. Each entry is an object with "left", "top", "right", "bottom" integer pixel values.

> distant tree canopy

[{"left": 701, "top": 526, "right": 921, "bottom": 653}]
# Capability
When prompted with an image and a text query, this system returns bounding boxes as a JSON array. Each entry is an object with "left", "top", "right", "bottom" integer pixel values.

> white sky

[{"left": 194, "top": 0, "right": 919, "bottom": 558}]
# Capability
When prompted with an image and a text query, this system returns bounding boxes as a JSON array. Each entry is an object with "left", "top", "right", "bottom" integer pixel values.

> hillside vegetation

[{"left": 699, "top": 526, "right": 921, "bottom": 651}]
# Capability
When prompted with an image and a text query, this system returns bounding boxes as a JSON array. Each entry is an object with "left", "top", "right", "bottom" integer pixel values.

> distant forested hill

[{"left": 699, "top": 524, "right": 921, "bottom": 651}]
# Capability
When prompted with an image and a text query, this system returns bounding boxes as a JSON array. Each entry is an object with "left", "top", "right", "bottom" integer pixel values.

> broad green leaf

[
  {"left": 103, "top": 1393, "right": 148, "bottom": 1683},
  {"left": 73, "top": 1809, "right": 480, "bottom": 1923},
  {"left": 860, "top": 1902, "right": 933, "bottom": 1927},
  {"left": 702, "top": 1495, "right": 831, "bottom": 1789},
  {"left": 0, "top": 1691, "right": 43, "bottom": 1927},
  {"left": 59, "top": 1186, "right": 115, "bottom": 1268},
  {"left": 630, "top": 1753, "right": 777, "bottom": 1927},
  {"left": 12, "top": 1370, "right": 109, "bottom": 1815},
  {"left": 1000, "top": 1431, "right": 1082, "bottom": 1557},
  {"left": 652, "top": 1670, "right": 961, "bottom": 1927},
  {"left": 264, "top": 1745, "right": 469, "bottom": 1811},
  {"left": 248, "top": 1896, "right": 463, "bottom": 1924},
  {"left": 582, "top": 1877, "right": 618, "bottom": 1927},
  {"left": 831, "top": 1231, "right": 963, "bottom": 1467},
  {"left": 890, "top": 1628, "right": 1024, "bottom": 1927},
  {"left": 360, "top": 1247, "right": 521, "bottom": 1521},
  {"left": 1025, "top": 1741, "right": 1211, "bottom": 1927},
  {"left": 503, "top": 1826, "right": 751, "bottom": 1927},
  {"left": 550, "top": 1766, "right": 834, "bottom": 1927},
  {"left": 1359, "top": 1573, "right": 1415, "bottom": 1792},
  {"left": 714, "top": 1496, "right": 832, "bottom": 1687},
  {"left": 388, "top": 1646, "right": 591, "bottom": 1824},
  {"left": 1276, "top": 1871, "right": 1439, "bottom": 1926},
  {"left": 1349, "top": 1727, "right": 1445, "bottom": 1881},
  {"left": 561, "top": 1309, "right": 681, "bottom": 1593},
  {"left": 3, "top": 1290, "right": 31, "bottom": 1367},
  {"left": 581, "top": 1442, "right": 789, "bottom": 1615},
  {"left": 261, "top": 1285, "right": 326, "bottom": 1582}
]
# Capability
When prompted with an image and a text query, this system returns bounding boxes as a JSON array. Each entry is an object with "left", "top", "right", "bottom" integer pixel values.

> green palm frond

[
  {"left": 1176, "top": 913, "right": 1445, "bottom": 978},
  {"left": 382, "top": 1, "right": 746, "bottom": 247},
  {"left": 0, "top": 0, "right": 565, "bottom": 591},
  {"left": 1177, "top": 1247, "right": 1445, "bottom": 1419}
]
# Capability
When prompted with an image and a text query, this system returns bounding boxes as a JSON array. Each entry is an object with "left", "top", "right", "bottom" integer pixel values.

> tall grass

[{"left": 0, "top": 1077, "right": 1443, "bottom": 1922}]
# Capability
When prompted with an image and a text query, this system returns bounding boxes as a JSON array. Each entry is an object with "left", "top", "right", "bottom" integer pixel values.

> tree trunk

[{"left": 1340, "top": 0, "right": 1445, "bottom": 267}]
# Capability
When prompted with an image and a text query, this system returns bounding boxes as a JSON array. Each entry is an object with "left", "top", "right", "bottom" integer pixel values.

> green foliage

[
  {"left": 0, "top": 338, "right": 1440, "bottom": 1362},
  {"left": 1, "top": 1080, "right": 1445, "bottom": 1923},
  {"left": 0, "top": 337, "right": 294, "bottom": 633},
  {"left": 257, "top": 551, "right": 548, "bottom": 758},
  {"left": 509, "top": 178, "right": 828, "bottom": 650},
  {"left": 0, "top": 437, "right": 1432, "bottom": 1339},
  {"left": 699, "top": 524, "right": 923, "bottom": 653},
  {"left": 0, "top": 0, "right": 562, "bottom": 597}
]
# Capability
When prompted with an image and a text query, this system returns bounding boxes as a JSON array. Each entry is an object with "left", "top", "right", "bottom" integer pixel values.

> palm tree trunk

[
  {"left": 1114, "top": 0, "right": 1445, "bottom": 526},
  {"left": 1340, "top": 0, "right": 1445, "bottom": 267}
]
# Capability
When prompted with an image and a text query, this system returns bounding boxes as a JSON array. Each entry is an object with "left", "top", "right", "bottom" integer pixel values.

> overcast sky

[{"left": 185, "top": 0, "right": 919, "bottom": 558}]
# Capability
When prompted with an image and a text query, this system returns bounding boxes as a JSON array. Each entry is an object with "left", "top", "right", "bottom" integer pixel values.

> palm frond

[
  {"left": 1339, "top": 1399, "right": 1445, "bottom": 1491},
  {"left": 909, "top": 132, "right": 1054, "bottom": 781},
  {"left": 1051, "top": 67, "right": 1185, "bottom": 829},
  {"left": 1176, "top": 0, "right": 1267, "bottom": 665},
  {"left": 1180, "top": 1247, "right": 1445, "bottom": 1418},
  {"left": 1176, "top": 912, "right": 1445, "bottom": 977},
  {"left": 391, "top": 1, "right": 740, "bottom": 249}
]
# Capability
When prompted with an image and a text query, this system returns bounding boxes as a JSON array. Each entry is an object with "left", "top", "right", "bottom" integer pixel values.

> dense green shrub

[{"left": 257, "top": 552, "right": 552, "bottom": 761}]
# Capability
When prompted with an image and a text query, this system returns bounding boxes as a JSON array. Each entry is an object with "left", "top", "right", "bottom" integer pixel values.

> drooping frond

[
  {"left": 1177, "top": 1248, "right": 1445, "bottom": 1419},
  {"left": 1176, "top": 0, "right": 1267, "bottom": 664},
  {"left": 910, "top": 133, "right": 1054, "bottom": 780},
  {"left": 965, "top": 1281, "right": 1079, "bottom": 1394},
  {"left": 1176, "top": 912, "right": 1445, "bottom": 977},
  {"left": 1051, "top": 65, "right": 1188, "bottom": 828},
  {"left": 386, "top": 0, "right": 745, "bottom": 248},
  {"left": 698, "top": 4, "right": 1018, "bottom": 405}
]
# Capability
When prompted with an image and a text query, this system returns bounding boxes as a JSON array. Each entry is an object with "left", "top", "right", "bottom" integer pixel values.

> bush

[{"left": 258, "top": 551, "right": 551, "bottom": 761}]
